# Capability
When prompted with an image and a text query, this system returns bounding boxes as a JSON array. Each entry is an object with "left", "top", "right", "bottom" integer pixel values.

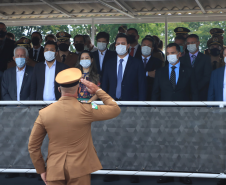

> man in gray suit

[{"left": 1, "top": 46, "right": 33, "bottom": 101}]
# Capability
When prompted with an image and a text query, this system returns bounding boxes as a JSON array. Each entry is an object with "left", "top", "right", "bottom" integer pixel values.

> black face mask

[
  {"left": 0, "top": 30, "right": 6, "bottom": 38},
  {"left": 74, "top": 43, "right": 84, "bottom": 52},
  {"left": 59, "top": 43, "right": 69, "bottom": 51},
  {"left": 31, "top": 37, "right": 40, "bottom": 46},
  {"left": 128, "top": 35, "right": 136, "bottom": 44},
  {"left": 210, "top": 48, "right": 221, "bottom": 56}
]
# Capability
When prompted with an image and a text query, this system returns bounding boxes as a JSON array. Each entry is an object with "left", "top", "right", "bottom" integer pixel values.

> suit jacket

[
  {"left": 56, "top": 52, "right": 78, "bottom": 68},
  {"left": 30, "top": 61, "right": 69, "bottom": 100},
  {"left": 1, "top": 65, "right": 33, "bottom": 100},
  {"left": 138, "top": 55, "right": 162, "bottom": 100},
  {"left": 29, "top": 46, "right": 45, "bottom": 63},
  {"left": 180, "top": 52, "right": 212, "bottom": 101},
  {"left": 207, "top": 66, "right": 225, "bottom": 101},
  {"left": 134, "top": 45, "right": 142, "bottom": 59},
  {"left": 151, "top": 63, "right": 198, "bottom": 101},
  {"left": 102, "top": 55, "right": 147, "bottom": 101},
  {"left": 0, "top": 38, "right": 15, "bottom": 72},
  {"left": 28, "top": 90, "right": 121, "bottom": 181},
  {"left": 92, "top": 49, "right": 117, "bottom": 77}
]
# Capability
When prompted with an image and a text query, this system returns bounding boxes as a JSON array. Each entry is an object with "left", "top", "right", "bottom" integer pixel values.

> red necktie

[{"left": 130, "top": 48, "right": 135, "bottom": 57}]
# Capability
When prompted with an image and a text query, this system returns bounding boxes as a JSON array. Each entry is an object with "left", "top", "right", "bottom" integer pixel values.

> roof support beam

[
  {"left": 195, "top": 0, "right": 206, "bottom": 14},
  {"left": 0, "top": 13, "right": 8, "bottom": 19},
  {"left": 39, "top": 0, "right": 72, "bottom": 17},
  {"left": 97, "top": 0, "right": 135, "bottom": 18},
  {"left": 114, "top": 0, "right": 137, "bottom": 15}
]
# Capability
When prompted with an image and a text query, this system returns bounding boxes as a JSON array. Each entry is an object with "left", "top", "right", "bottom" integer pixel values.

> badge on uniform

[{"left": 91, "top": 102, "right": 98, "bottom": 110}]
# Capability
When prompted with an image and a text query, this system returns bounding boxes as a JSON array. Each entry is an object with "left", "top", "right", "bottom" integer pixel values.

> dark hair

[
  {"left": 175, "top": 35, "right": 186, "bottom": 42},
  {"left": 166, "top": 43, "right": 180, "bottom": 53},
  {"left": 31, "top": 31, "right": 42, "bottom": 39},
  {"left": 115, "top": 33, "right": 130, "bottom": 44},
  {"left": 186, "top": 34, "right": 199, "bottom": 41},
  {"left": 127, "top": 28, "right": 138, "bottom": 35},
  {"left": 0, "top": 22, "right": 6, "bottom": 28},
  {"left": 158, "top": 40, "right": 163, "bottom": 51},
  {"left": 6, "top": 32, "right": 15, "bottom": 40},
  {"left": 96, "top": 32, "right": 110, "bottom": 43},
  {"left": 44, "top": 40, "right": 58, "bottom": 51},
  {"left": 153, "top": 35, "right": 160, "bottom": 52},
  {"left": 118, "top": 27, "right": 125, "bottom": 32},
  {"left": 141, "top": 35, "right": 155, "bottom": 46},
  {"left": 45, "top": 34, "right": 56, "bottom": 42},
  {"left": 74, "top": 35, "right": 85, "bottom": 43},
  {"left": 76, "top": 50, "right": 99, "bottom": 85}
]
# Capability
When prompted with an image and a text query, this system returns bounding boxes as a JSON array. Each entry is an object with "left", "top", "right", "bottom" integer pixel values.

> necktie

[
  {"left": 116, "top": 59, "right": 124, "bottom": 99},
  {"left": 213, "top": 61, "right": 217, "bottom": 70},
  {"left": 170, "top": 66, "right": 176, "bottom": 89},
  {"left": 191, "top": 55, "right": 196, "bottom": 67},
  {"left": 33, "top": 50, "right": 38, "bottom": 62},
  {"left": 62, "top": 54, "right": 66, "bottom": 63},
  {"left": 130, "top": 48, "right": 135, "bottom": 57},
  {"left": 143, "top": 58, "right": 147, "bottom": 69}
]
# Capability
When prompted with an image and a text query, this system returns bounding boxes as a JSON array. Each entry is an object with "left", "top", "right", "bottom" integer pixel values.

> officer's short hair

[
  {"left": 186, "top": 34, "right": 199, "bottom": 42},
  {"left": 74, "top": 35, "right": 85, "bottom": 43},
  {"left": 44, "top": 40, "right": 58, "bottom": 51},
  {"left": 31, "top": 31, "right": 42, "bottom": 39},
  {"left": 166, "top": 43, "right": 180, "bottom": 53},
  {"left": 115, "top": 33, "right": 130, "bottom": 44},
  {"left": 96, "top": 32, "right": 110, "bottom": 43}
]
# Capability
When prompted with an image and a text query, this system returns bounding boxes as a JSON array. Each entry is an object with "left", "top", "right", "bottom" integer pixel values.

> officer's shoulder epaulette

[
  {"left": 39, "top": 103, "right": 53, "bottom": 111},
  {"left": 79, "top": 100, "right": 91, "bottom": 104}
]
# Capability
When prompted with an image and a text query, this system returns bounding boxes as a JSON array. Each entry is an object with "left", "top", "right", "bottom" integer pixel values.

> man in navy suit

[
  {"left": 92, "top": 32, "right": 116, "bottom": 78},
  {"left": 30, "top": 41, "right": 69, "bottom": 100},
  {"left": 102, "top": 33, "right": 146, "bottom": 101},
  {"left": 208, "top": 48, "right": 226, "bottom": 101}
]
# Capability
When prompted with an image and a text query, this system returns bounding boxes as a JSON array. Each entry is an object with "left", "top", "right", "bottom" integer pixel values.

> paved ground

[{"left": 0, "top": 174, "right": 220, "bottom": 185}]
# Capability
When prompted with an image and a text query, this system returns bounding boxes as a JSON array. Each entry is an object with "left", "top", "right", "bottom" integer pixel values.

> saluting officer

[
  {"left": 28, "top": 68, "right": 121, "bottom": 185},
  {"left": 56, "top": 32, "right": 79, "bottom": 67}
]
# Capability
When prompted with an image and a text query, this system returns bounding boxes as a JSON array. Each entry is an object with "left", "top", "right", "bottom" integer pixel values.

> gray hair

[{"left": 14, "top": 46, "right": 29, "bottom": 58}]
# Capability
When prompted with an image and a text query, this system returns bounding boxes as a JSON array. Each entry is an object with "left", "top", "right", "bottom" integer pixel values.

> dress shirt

[
  {"left": 129, "top": 44, "right": 139, "bottom": 57},
  {"left": 142, "top": 55, "right": 151, "bottom": 76},
  {"left": 169, "top": 61, "right": 180, "bottom": 85},
  {"left": 117, "top": 54, "right": 129, "bottom": 78},
  {"left": 223, "top": 66, "right": 226, "bottom": 101},
  {"left": 16, "top": 65, "right": 26, "bottom": 101},
  {"left": 43, "top": 60, "right": 56, "bottom": 101},
  {"left": 98, "top": 49, "right": 107, "bottom": 71},
  {"left": 33, "top": 46, "right": 41, "bottom": 61},
  {"left": 189, "top": 51, "right": 199, "bottom": 64}
]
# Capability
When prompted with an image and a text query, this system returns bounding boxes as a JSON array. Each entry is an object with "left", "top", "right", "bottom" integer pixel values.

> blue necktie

[{"left": 116, "top": 59, "right": 124, "bottom": 99}]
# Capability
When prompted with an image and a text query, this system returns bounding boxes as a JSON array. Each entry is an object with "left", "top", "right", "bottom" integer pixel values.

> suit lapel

[
  {"left": 20, "top": 66, "right": 29, "bottom": 93},
  {"left": 163, "top": 65, "right": 173, "bottom": 89},
  {"left": 193, "top": 52, "right": 201, "bottom": 67},
  {"left": 41, "top": 63, "right": 46, "bottom": 94},
  {"left": 175, "top": 65, "right": 184, "bottom": 90},
  {"left": 122, "top": 56, "right": 133, "bottom": 81},
  {"left": 12, "top": 67, "right": 17, "bottom": 98},
  {"left": 219, "top": 67, "right": 225, "bottom": 100}
]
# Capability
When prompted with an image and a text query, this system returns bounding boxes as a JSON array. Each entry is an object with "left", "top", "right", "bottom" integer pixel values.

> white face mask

[
  {"left": 187, "top": 44, "right": 197, "bottom": 53},
  {"left": 97, "top": 42, "right": 107, "bottom": 51},
  {"left": 15, "top": 58, "right": 26, "bottom": 68},
  {"left": 80, "top": 59, "right": 91, "bottom": 69},
  {"left": 44, "top": 51, "right": 55, "bottom": 62},
  {"left": 116, "top": 45, "right": 127, "bottom": 56},
  {"left": 224, "top": 57, "right": 226, "bottom": 64},
  {"left": 167, "top": 54, "right": 178, "bottom": 65},
  {"left": 141, "top": 46, "right": 152, "bottom": 56}
]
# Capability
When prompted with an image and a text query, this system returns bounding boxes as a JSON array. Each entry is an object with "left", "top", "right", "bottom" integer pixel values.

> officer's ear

[
  {"left": 55, "top": 50, "right": 59, "bottom": 57},
  {"left": 58, "top": 87, "right": 61, "bottom": 93},
  {"left": 13, "top": 56, "right": 15, "bottom": 61}
]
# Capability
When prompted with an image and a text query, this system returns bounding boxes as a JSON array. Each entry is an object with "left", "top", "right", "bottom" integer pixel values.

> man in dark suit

[
  {"left": 2, "top": 46, "right": 33, "bottom": 100},
  {"left": 126, "top": 28, "right": 142, "bottom": 59},
  {"left": 30, "top": 41, "right": 69, "bottom": 100},
  {"left": 138, "top": 35, "right": 162, "bottom": 100},
  {"left": 29, "top": 31, "right": 45, "bottom": 64},
  {"left": 0, "top": 22, "right": 15, "bottom": 72},
  {"left": 152, "top": 43, "right": 198, "bottom": 101},
  {"left": 208, "top": 48, "right": 226, "bottom": 101},
  {"left": 102, "top": 33, "right": 146, "bottom": 101},
  {"left": 92, "top": 32, "right": 116, "bottom": 77},
  {"left": 180, "top": 34, "right": 212, "bottom": 101}
]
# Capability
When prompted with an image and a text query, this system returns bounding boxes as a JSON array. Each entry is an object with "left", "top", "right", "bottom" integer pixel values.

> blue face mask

[
  {"left": 179, "top": 45, "right": 184, "bottom": 53},
  {"left": 15, "top": 58, "right": 26, "bottom": 68}
]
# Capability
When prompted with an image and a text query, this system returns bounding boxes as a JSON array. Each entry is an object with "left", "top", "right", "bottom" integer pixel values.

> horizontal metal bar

[{"left": 0, "top": 169, "right": 225, "bottom": 178}]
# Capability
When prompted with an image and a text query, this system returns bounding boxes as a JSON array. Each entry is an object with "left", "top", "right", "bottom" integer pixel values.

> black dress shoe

[
  {"left": 157, "top": 177, "right": 174, "bottom": 183},
  {"left": 217, "top": 179, "right": 226, "bottom": 185},
  {"left": 103, "top": 175, "right": 120, "bottom": 182},
  {"left": 25, "top": 173, "right": 36, "bottom": 178},
  {"left": 130, "top": 176, "right": 140, "bottom": 183},
  {"left": 5, "top": 173, "right": 19, "bottom": 178},
  {"left": 180, "top": 177, "right": 192, "bottom": 184}
]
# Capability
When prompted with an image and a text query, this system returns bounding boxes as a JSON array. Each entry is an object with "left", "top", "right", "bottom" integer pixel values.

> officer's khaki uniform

[
  {"left": 56, "top": 52, "right": 78, "bottom": 67},
  {"left": 28, "top": 89, "right": 121, "bottom": 185}
]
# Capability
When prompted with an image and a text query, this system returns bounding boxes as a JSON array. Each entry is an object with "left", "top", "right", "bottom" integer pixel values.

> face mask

[
  {"left": 116, "top": 45, "right": 127, "bottom": 56},
  {"left": 31, "top": 37, "right": 40, "bottom": 46},
  {"left": 59, "top": 43, "right": 69, "bottom": 51},
  {"left": 210, "top": 48, "right": 221, "bottom": 56},
  {"left": 0, "top": 30, "right": 6, "bottom": 38},
  {"left": 15, "top": 58, "right": 26, "bottom": 68},
  {"left": 141, "top": 46, "right": 151, "bottom": 56},
  {"left": 128, "top": 35, "right": 136, "bottom": 44},
  {"left": 179, "top": 45, "right": 184, "bottom": 53},
  {"left": 167, "top": 54, "right": 178, "bottom": 65},
  {"left": 75, "top": 43, "right": 84, "bottom": 52},
  {"left": 187, "top": 44, "right": 197, "bottom": 53},
  {"left": 44, "top": 51, "right": 55, "bottom": 61},
  {"left": 84, "top": 45, "right": 89, "bottom": 51},
  {"left": 97, "top": 42, "right": 107, "bottom": 51},
  {"left": 80, "top": 59, "right": 91, "bottom": 69}
]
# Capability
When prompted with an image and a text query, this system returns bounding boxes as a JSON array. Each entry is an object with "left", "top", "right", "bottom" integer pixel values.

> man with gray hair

[{"left": 1, "top": 46, "right": 33, "bottom": 100}]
